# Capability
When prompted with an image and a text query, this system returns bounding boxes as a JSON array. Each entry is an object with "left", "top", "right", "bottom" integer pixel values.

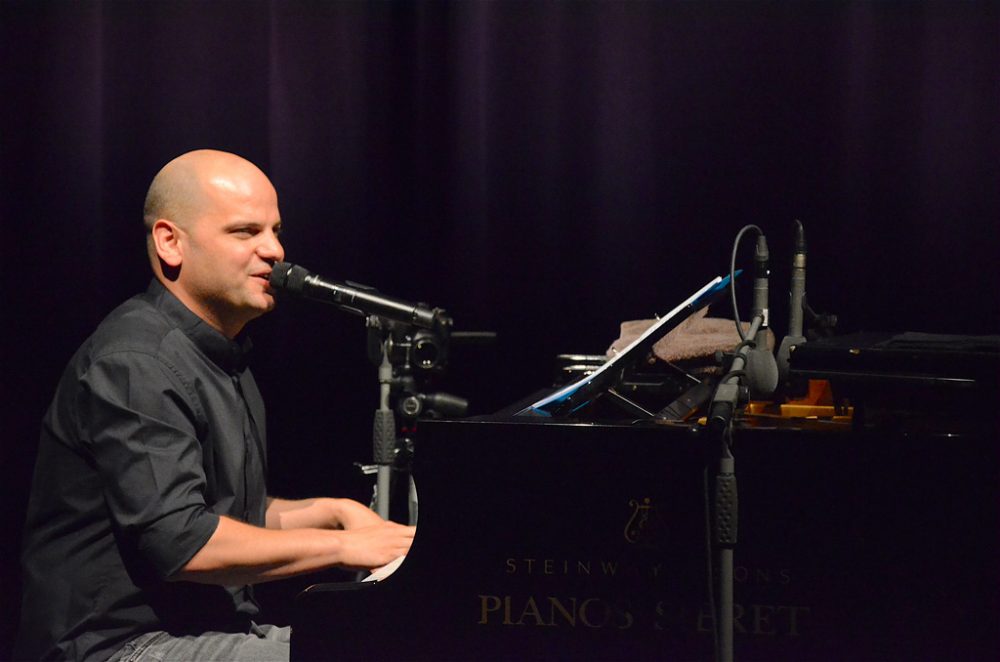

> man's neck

[{"left": 155, "top": 276, "right": 246, "bottom": 339}]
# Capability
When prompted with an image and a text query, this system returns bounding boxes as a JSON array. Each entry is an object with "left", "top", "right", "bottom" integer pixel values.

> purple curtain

[{"left": 2, "top": 0, "right": 997, "bottom": 647}]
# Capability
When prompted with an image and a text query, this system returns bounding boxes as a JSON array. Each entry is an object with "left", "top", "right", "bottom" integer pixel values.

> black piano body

[{"left": 291, "top": 415, "right": 999, "bottom": 661}]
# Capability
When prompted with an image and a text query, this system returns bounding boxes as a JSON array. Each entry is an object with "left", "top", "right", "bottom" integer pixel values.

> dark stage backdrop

[{"left": 2, "top": 0, "right": 997, "bottom": 655}]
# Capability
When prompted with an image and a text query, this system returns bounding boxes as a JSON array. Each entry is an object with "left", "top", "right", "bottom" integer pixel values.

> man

[{"left": 16, "top": 150, "right": 414, "bottom": 661}]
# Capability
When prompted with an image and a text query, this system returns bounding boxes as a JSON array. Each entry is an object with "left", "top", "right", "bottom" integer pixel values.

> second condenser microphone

[
  {"left": 269, "top": 261, "right": 448, "bottom": 329},
  {"left": 777, "top": 220, "right": 807, "bottom": 384}
]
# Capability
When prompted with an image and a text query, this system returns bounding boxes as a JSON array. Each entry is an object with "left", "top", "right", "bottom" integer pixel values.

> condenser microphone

[
  {"left": 776, "top": 220, "right": 807, "bottom": 384},
  {"left": 269, "top": 262, "right": 449, "bottom": 330},
  {"left": 747, "top": 234, "right": 778, "bottom": 399},
  {"left": 745, "top": 344, "right": 779, "bottom": 400}
]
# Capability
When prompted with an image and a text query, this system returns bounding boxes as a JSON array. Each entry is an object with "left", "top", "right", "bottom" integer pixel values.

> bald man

[{"left": 16, "top": 150, "right": 414, "bottom": 662}]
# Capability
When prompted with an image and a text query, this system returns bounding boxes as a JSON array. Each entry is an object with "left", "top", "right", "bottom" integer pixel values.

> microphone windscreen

[
  {"left": 269, "top": 262, "right": 307, "bottom": 295},
  {"left": 745, "top": 348, "right": 779, "bottom": 400},
  {"left": 269, "top": 262, "right": 293, "bottom": 289},
  {"left": 285, "top": 263, "right": 308, "bottom": 294}
]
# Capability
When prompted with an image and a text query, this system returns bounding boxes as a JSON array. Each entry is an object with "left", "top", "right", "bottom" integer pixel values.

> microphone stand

[
  {"left": 708, "top": 313, "right": 764, "bottom": 662},
  {"left": 366, "top": 312, "right": 463, "bottom": 524},
  {"left": 372, "top": 332, "right": 395, "bottom": 520},
  {"left": 269, "top": 262, "right": 465, "bottom": 524}
]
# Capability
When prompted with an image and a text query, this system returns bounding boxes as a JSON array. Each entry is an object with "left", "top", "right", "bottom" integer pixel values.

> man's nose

[{"left": 258, "top": 230, "right": 284, "bottom": 262}]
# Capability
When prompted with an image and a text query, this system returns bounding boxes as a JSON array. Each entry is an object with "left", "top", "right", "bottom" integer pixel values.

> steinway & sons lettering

[
  {"left": 505, "top": 557, "right": 665, "bottom": 579},
  {"left": 504, "top": 557, "right": 790, "bottom": 585}
]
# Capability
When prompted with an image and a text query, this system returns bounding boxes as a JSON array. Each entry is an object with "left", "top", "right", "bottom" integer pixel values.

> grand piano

[{"left": 290, "top": 330, "right": 999, "bottom": 661}]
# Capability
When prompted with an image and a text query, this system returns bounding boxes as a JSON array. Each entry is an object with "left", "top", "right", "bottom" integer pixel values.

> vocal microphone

[
  {"left": 776, "top": 220, "right": 807, "bottom": 384},
  {"left": 746, "top": 234, "right": 778, "bottom": 400},
  {"left": 269, "top": 262, "right": 449, "bottom": 330}
]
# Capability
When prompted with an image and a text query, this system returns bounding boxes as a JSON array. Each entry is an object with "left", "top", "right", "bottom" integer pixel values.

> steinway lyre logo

[{"left": 625, "top": 497, "right": 653, "bottom": 544}]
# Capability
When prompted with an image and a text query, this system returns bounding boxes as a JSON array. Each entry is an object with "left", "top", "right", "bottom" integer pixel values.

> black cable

[
  {"left": 729, "top": 224, "right": 764, "bottom": 342},
  {"left": 718, "top": 369, "right": 747, "bottom": 384}
]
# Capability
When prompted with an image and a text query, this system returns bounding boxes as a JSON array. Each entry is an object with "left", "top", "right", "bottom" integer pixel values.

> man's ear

[{"left": 151, "top": 219, "right": 184, "bottom": 268}]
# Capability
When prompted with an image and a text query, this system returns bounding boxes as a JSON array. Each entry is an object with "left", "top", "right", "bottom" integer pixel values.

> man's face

[{"left": 177, "top": 168, "right": 285, "bottom": 336}]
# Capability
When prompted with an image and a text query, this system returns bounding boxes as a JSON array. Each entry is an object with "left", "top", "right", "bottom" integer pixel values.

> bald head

[{"left": 143, "top": 149, "right": 271, "bottom": 234}]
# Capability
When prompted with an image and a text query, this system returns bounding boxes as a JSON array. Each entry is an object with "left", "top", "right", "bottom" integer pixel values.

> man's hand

[
  {"left": 266, "top": 496, "right": 384, "bottom": 531},
  {"left": 331, "top": 498, "right": 386, "bottom": 530},
  {"left": 335, "top": 521, "right": 415, "bottom": 570},
  {"left": 173, "top": 515, "right": 415, "bottom": 586}
]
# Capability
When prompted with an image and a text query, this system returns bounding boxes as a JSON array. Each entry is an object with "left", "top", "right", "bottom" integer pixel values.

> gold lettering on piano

[
  {"left": 479, "top": 595, "right": 809, "bottom": 636},
  {"left": 504, "top": 557, "right": 659, "bottom": 579},
  {"left": 691, "top": 602, "right": 810, "bottom": 636},
  {"left": 493, "top": 558, "right": 804, "bottom": 636},
  {"left": 496, "top": 556, "right": 800, "bottom": 637},
  {"left": 733, "top": 565, "right": 792, "bottom": 585},
  {"left": 478, "top": 594, "right": 634, "bottom": 629}
]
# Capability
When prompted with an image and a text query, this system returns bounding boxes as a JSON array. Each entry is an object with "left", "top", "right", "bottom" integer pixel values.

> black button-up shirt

[{"left": 16, "top": 279, "right": 269, "bottom": 662}]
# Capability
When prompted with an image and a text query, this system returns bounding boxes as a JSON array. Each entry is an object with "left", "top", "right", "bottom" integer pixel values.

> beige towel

[{"left": 607, "top": 307, "right": 775, "bottom": 363}]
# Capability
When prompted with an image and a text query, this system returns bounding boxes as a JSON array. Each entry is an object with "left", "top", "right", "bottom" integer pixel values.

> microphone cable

[{"left": 728, "top": 224, "right": 765, "bottom": 342}]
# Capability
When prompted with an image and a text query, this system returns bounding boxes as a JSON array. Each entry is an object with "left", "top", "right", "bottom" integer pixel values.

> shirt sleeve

[{"left": 77, "top": 350, "right": 220, "bottom": 579}]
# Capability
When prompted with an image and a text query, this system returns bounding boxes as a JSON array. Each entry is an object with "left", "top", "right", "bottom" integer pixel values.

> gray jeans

[{"left": 111, "top": 622, "right": 290, "bottom": 662}]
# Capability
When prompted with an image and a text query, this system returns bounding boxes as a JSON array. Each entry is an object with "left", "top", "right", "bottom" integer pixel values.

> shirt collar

[{"left": 146, "top": 279, "right": 253, "bottom": 375}]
